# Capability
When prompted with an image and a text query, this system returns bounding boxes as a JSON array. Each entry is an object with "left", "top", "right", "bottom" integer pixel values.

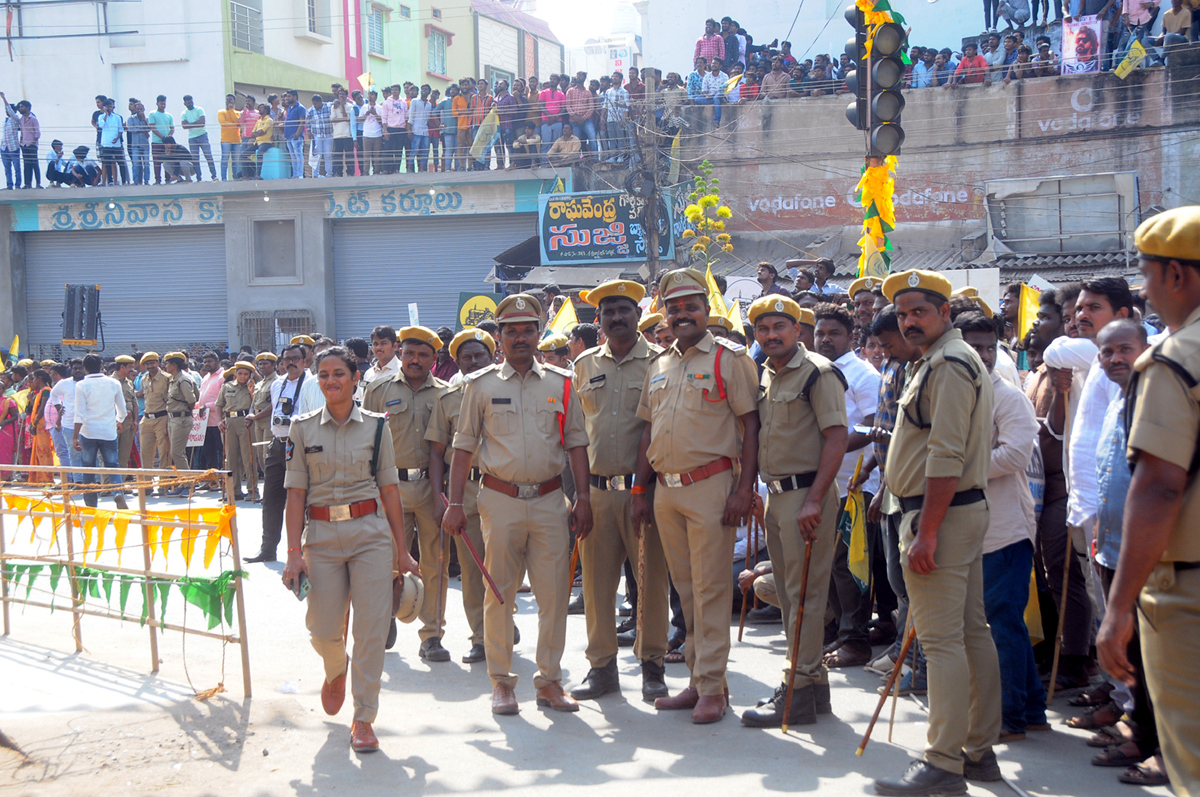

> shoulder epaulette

[
  {"left": 294, "top": 407, "right": 323, "bottom": 422},
  {"left": 714, "top": 337, "right": 746, "bottom": 352},
  {"left": 360, "top": 407, "right": 387, "bottom": 420},
  {"left": 467, "top": 364, "right": 499, "bottom": 381},
  {"left": 543, "top": 363, "right": 574, "bottom": 378}
]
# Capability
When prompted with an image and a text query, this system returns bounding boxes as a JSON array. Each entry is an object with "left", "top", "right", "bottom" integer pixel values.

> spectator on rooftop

[
  {"left": 694, "top": 18, "right": 725, "bottom": 66},
  {"left": 1032, "top": 36, "right": 1061, "bottom": 75},
  {"left": 1003, "top": 44, "right": 1036, "bottom": 83},
  {"left": 760, "top": 56, "right": 790, "bottom": 100},
  {"left": 999, "top": 0, "right": 1034, "bottom": 27},
  {"left": 781, "top": 40, "right": 798, "bottom": 66},
  {"left": 697, "top": 58, "right": 729, "bottom": 125},
  {"left": 983, "top": 32, "right": 1006, "bottom": 71},
  {"left": 686, "top": 56, "right": 708, "bottom": 102},
  {"left": 912, "top": 47, "right": 939, "bottom": 87},
  {"left": 950, "top": 42, "right": 990, "bottom": 85}
]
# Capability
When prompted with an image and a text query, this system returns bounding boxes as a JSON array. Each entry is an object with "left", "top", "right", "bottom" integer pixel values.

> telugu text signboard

[{"left": 538, "top": 191, "right": 674, "bottom": 266}]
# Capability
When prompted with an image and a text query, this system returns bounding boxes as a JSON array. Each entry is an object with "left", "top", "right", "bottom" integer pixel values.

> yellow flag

[
  {"left": 2, "top": 334, "right": 17, "bottom": 371},
  {"left": 841, "top": 455, "right": 870, "bottom": 589},
  {"left": 858, "top": 233, "right": 889, "bottom": 280},
  {"left": 469, "top": 108, "right": 499, "bottom": 160},
  {"left": 668, "top": 131, "right": 681, "bottom": 184},
  {"left": 1115, "top": 39, "right": 1147, "bottom": 80},
  {"left": 357, "top": 72, "right": 373, "bottom": 92},
  {"left": 1025, "top": 567, "right": 1044, "bottom": 644},
  {"left": 548, "top": 297, "right": 579, "bottom": 336},
  {"left": 1017, "top": 283, "right": 1041, "bottom": 340},
  {"left": 705, "top": 264, "right": 729, "bottom": 317},
  {"left": 726, "top": 298, "right": 742, "bottom": 331}
]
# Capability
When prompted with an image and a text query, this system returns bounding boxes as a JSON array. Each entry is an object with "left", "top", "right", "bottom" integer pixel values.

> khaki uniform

[
  {"left": 252, "top": 371, "right": 278, "bottom": 474},
  {"left": 886, "top": 328, "right": 1000, "bottom": 775},
  {"left": 757, "top": 346, "right": 847, "bottom": 686},
  {"left": 574, "top": 336, "right": 670, "bottom": 668},
  {"left": 118, "top": 377, "right": 137, "bottom": 469},
  {"left": 637, "top": 332, "right": 759, "bottom": 697},
  {"left": 216, "top": 380, "right": 255, "bottom": 493},
  {"left": 284, "top": 404, "right": 400, "bottom": 724},
  {"left": 140, "top": 370, "right": 171, "bottom": 469},
  {"left": 1126, "top": 306, "right": 1200, "bottom": 793},
  {"left": 165, "top": 373, "right": 199, "bottom": 472},
  {"left": 425, "top": 383, "right": 485, "bottom": 645},
  {"left": 453, "top": 360, "right": 588, "bottom": 690},
  {"left": 362, "top": 370, "right": 448, "bottom": 643}
]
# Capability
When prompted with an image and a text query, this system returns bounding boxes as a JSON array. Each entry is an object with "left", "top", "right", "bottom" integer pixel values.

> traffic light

[{"left": 844, "top": 4, "right": 906, "bottom": 157}]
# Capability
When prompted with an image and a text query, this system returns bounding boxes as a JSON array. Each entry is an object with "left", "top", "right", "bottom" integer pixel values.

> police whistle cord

[
  {"left": 858, "top": 623, "right": 917, "bottom": 755},
  {"left": 781, "top": 538, "right": 814, "bottom": 734},
  {"left": 440, "top": 493, "right": 503, "bottom": 605}
]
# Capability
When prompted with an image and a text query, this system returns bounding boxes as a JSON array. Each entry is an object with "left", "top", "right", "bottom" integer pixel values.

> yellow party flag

[
  {"left": 842, "top": 455, "right": 870, "bottom": 588},
  {"left": 726, "top": 298, "right": 742, "bottom": 331},
  {"left": 112, "top": 510, "right": 135, "bottom": 565},
  {"left": 548, "top": 297, "right": 579, "bottom": 337},
  {"left": 705, "top": 264, "right": 729, "bottom": 317},
  {"left": 145, "top": 524, "right": 160, "bottom": 561},
  {"left": 858, "top": 233, "right": 889, "bottom": 280},
  {"left": 1017, "top": 283, "right": 1041, "bottom": 340},
  {"left": 93, "top": 510, "right": 112, "bottom": 559},
  {"left": 1025, "top": 567, "right": 1044, "bottom": 644},
  {"left": 357, "top": 72, "right": 373, "bottom": 92},
  {"left": 1115, "top": 39, "right": 1147, "bottom": 80}
]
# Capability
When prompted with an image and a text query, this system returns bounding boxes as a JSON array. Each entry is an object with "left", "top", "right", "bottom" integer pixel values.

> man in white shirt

[
  {"left": 814, "top": 303, "right": 883, "bottom": 668},
  {"left": 1040, "top": 277, "right": 1132, "bottom": 687},
  {"left": 957, "top": 311, "right": 1048, "bottom": 741},
  {"left": 73, "top": 353, "right": 129, "bottom": 509},
  {"left": 49, "top": 360, "right": 85, "bottom": 482},
  {"left": 362, "top": 325, "right": 402, "bottom": 385}
]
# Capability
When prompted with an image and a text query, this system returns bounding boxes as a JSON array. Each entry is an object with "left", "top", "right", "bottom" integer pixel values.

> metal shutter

[
  {"left": 24, "top": 227, "right": 228, "bottom": 356},
  {"left": 331, "top": 214, "right": 535, "bottom": 340}
]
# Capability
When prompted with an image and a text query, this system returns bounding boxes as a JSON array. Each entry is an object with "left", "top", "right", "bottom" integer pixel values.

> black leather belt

[
  {"left": 590, "top": 474, "right": 634, "bottom": 491},
  {"left": 397, "top": 468, "right": 430, "bottom": 482},
  {"left": 146, "top": 411, "right": 168, "bottom": 418},
  {"left": 169, "top": 411, "right": 192, "bottom": 418},
  {"left": 899, "top": 488, "right": 985, "bottom": 514},
  {"left": 765, "top": 472, "right": 816, "bottom": 494},
  {"left": 1175, "top": 561, "right": 1200, "bottom": 572},
  {"left": 468, "top": 467, "right": 483, "bottom": 481},
  {"left": 226, "top": 409, "right": 251, "bottom": 418}
]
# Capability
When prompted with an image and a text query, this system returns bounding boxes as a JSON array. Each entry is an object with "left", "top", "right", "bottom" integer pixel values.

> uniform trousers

[
  {"left": 399, "top": 478, "right": 450, "bottom": 643},
  {"left": 580, "top": 487, "right": 669, "bottom": 668},
  {"left": 654, "top": 469, "right": 736, "bottom": 697},
  {"left": 900, "top": 502, "right": 1001, "bottom": 775},
  {"left": 1140, "top": 564, "right": 1200, "bottom": 795},
  {"left": 167, "top": 416, "right": 192, "bottom": 472},
  {"left": 118, "top": 423, "right": 136, "bottom": 470},
  {"left": 452, "top": 478, "right": 485, "bottom": 645},
  {"left": 224, "top": 419, "right": 253, "bottom": 494},
  {"left": 260, "top": 437, "right": 288, "bottom": 554},
  {"left": 253, "top": 419, "right": 271, "bottom": 474},
  {"left": 140, "top": 416, "right": 170, "bottom": 470},
  {"left": 303, "top": 511, "right": 396, "bottom": 723},
  {"left": 764, "top": 482, "right": 842, "bottom": 685},
  {"left": 478, "top": 485, "right": 571, "bottom": 690}
]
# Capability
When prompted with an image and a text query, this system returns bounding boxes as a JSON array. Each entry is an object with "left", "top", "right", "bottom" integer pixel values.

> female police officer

[
  {"left": 163, "top": 352, "right": 199, "bottom": 493},
  {"left": 281, "top": 346, "right": 419, "bottom": 753}
]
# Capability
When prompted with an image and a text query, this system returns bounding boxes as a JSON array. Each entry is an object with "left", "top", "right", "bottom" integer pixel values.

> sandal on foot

[
  {"left": 1091, "top": 742, "right": 1143, "bottom": 768},
  {"left": 665, "top": 644, "right": 686, "bottom": 665},
  {"left": 1069, "top": 681, "right": 1115, "bottom": 707},
  {"left": 1066, "top": 701, "right": 1122, "bottom": 730},
  {"left": 1087, "top": 720, "right": 1139, "bottom": 749},
  {"left": 1118, "top": 755, "right": 1170, "bottom": 786},
  {"left": 823, "top": 644, "right": 871, "bottom": 668}
]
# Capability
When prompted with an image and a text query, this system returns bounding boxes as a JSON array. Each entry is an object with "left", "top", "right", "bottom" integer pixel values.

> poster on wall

[
  {"left": 1061, "top": 16, "right": 1104, "bottom": 75},
  {"left": 456, "top": 293, "right": 499, "bottom": 332}
]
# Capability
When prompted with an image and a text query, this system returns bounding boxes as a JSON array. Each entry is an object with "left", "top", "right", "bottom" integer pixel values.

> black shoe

[
  {"left": 462, "top": 643, "right": 486, "bottom": 664},
  {"left": 618, "top": 601, "right": 633, "bottom": 617},
  {"left": 245, "top": 549, "right": 277, "bottom": 563},
  {"left": 617, "top": 627, "right": 636, "bottom": 647},
  {"left": 570, "top": 659, "right": 620, "bottom": 700},
  {"left": 615, "top": 617, "right": 636, "bottom": 634},
  {"left": 874, "top": 761, "right": 967, "bottom": 796},
  {"left": 385, "top": 619, "right": 398, "bottom": 651},
  {"left": 870, "top": 619, "right": 898, "bottom": 647},
  {"left": 568, "top": 592, "right": 585, "bottom": 615},
  {"left": 961, "top": 748, "right": 1002, "bottom": 782},
  {"left": 233, "top": 492, "right": 247, "bottom": 502},
  {"left": 419, "top": 637, "right": 451, "bottom": 663},
  {"left": 641, "top": 660, "right": 668, "bottom": 702},
  {"left": 513, "top": 624, "right": 521, "bottom": 645},
  {"left": 741, "top": 683, "right": 816, "bottom": 728},
  {"left": 814, "top": 682, "right": 832, "bottom": 715},
  {"left": 747, "top": 604, "right": 783, "bottom": 623}
]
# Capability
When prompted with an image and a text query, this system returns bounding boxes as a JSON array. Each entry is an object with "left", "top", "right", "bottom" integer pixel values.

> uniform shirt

[
  {"left": 269, "top": 373, "right": 308, "bottom": 439},
  {"left": 166, "top": 372, "right": 199, "bottom": 412},
  {"left": 142, "top": 370, "right": 171, "bottom": 414},
  {"left": 757, "top": 346, "right": 847, "bottom": 481},
  {"left": 74, "top": 373, "right": 128, "bottom": 441},
  {"left": 636, "top": 332, "right": 759, "bottom": 475},
  {"left": 361, "top": 371, "right": 447, "bottom": 470},
  {"left": 834, "top": 351, "right": 882, "bottom": 495},
  {"left": 283, "top": 404, "right": 400, "bottom": 505},
  {"left": 573, "top": 336, "right": 660, "bottom": 476},
  {"left": 1126, "top": 305, "right": 1200, "bottom": 562},
  {"left": 252, "top": 372, "right": 278, "bottom": 416},
  {"left": 453, "top": 360, "right": 588, "bottom": 485},
  {"left": 426, "top": 383, "right": 473, "bottom": 464},
  {"left": 886, "top": 329, "right": 994, "bottom": 498},
  {"left": 121, "top": 377, "right": 138, "bottom": 424},
  {"left": 984, "top": 370, "right": 1038, "bottom": 555},
  {"left": 216, "top": 381, "right": 254, "bottom": 415}
]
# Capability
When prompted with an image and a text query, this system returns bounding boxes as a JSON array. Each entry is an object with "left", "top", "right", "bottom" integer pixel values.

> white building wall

[
  {"left": 567, "top": 35, "right": 640, "bottom": 81},
  {"left": 537, "top": 37, "right": 563, "bottom": 77},
  {"left": 478, "top": 17, "right": 521, "bottom": 74}
]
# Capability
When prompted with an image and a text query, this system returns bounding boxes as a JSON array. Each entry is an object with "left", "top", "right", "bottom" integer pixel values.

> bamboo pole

[
  {"left": 138, "top": 481, "right": 160, "bottom": 673},
  {"left": 59, "top": 466, "right": 83, "bottom": 653},
  {"left": 224, "top": 471, "right": 253, "bottom": 698}
]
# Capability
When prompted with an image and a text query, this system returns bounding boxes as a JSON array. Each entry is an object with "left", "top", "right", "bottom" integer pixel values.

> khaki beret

[
  {"left": 582, "top": 279, "right": 646, "bottom": 307},
  {"left": 707, "top": 314, "right": 735, "bottom": 332},
  {"left": 748, "top": 294, "right": 802, "bottom": 325},
  {"left": 224, "top": 362, "right": 255, "bottom": 378},
  {"left": 658, "top": 268, "right": 708, "bottom": 301},
  {"left": 139, "top": 351, "right": 160, "bottom": 364},
  {"left": 290, "top": 334, "right": 316, "bottom": 347},
  {"left": 399, "top": 325, "right": 443, "bottom": 351},
  {"left": 40, "top": 359, "right": 57, "bottom": 367},
  {"left": 799, "top": 308, "right": 816, "bottom": 327},
  {"left": 882, "top": 269, "right": 953, "bottom": 303},
  {"left": 1136, "top": 206, "right": 1200, "bottom": 262},
  {"left": 449, "top": 327, "right": 497, "bottom": 360},
  {"left": 952, "top": 286, "right": 995, "bottom": 318},
  {"left": 848, "top": 276, "right": 882, "bottom": 298},
  {"left": 639, "top": 312, "right": 664, "bottom": 332},
  {"left": 164, "top": 351, "right": 187, "bottom": 363},
  {"left": 495, "top": 293, "right": 543, "bottom": 326},
  {"left": 113, "top": 355, "right": 136, "bottom": 364},
  {"left": 17, "top": 358, "right": 34, "bottom": 367},
  {"left": 255, "top": 352, "right": 278, "bottom": 362},
  {"left": 538, "top": 333, "right": 570, "bottom": 352}
]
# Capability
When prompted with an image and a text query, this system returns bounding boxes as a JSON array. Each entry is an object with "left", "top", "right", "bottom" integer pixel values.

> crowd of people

[{"left": 2, "top": 206, "right": 1198, "bottom": 796}]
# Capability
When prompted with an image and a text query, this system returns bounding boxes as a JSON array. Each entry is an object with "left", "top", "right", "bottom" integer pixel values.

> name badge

[
  {"left": 589, "top": 374, "right": 607, "bottom": 384},
  {"left": 305, "top": 445, "right": 323, "bottom": 454},
  {"left": 385, "top": 398, "right": 403, "bottom": 407},
  {"left": 491, "top": 398, "right": 512, "bottom": 405}
]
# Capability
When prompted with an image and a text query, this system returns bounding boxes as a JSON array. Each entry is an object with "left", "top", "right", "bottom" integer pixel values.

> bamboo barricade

[{"left": 0, "top": 464, "right": 252, "bottom": 698}]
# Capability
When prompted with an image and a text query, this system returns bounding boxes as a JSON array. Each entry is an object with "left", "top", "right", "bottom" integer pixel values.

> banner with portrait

[{"left": 1061, "top": 17, "right": 1104, "bottom": 75}]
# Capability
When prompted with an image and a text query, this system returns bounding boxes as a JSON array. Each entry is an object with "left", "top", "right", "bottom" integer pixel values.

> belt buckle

[
  {"left": 661, "top": 473, "right": 684, "bottom": 489},
  {"left": 767, "top": 480, "right": 783, "bottom": 494},
  {"left": 607, "top": 475, "right": 627, "bottom": 491},
  {"left": 406, "top": 468, "right": 426, "bottom": 481},
  {"left": 328, "top": 504, "right": 352, "bottom": 522},
  {"left": 517, "top": 483, "right": 541, "bottom": 499}
]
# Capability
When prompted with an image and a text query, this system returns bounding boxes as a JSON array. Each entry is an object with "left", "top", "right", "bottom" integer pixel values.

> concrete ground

[{"left": 0, "top": 496, "right": 1173, "bottom": 796}]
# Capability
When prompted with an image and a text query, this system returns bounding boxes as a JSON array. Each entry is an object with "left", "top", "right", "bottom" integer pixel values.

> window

[
  {"left": 230, "top": 0, "right": 264, "bottom": 53},
  {"left": 254, "top": 220, "right": 299, "bottom": 280},
  {"left": 399, "top": 4, "right": 411, "bottom": 19},
  {"left": 300, "top": 0, "right": 331, "bottom": 39},
  {"left": 428, "top": 30, "right": 447, "bottom": 75},
  {"left": 307, "top": 0, "right": 317, "bottom": 33},
  {"left": 368, "top": 7, "right": 385, "bottom": 55},
  {"left": 432, "top": 7, "right": 442, "bottom": 19}
]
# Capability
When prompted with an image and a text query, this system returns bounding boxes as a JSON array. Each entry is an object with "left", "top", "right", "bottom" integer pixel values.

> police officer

[
  {"left": 250, "top": 352, "right": 279, "bottom": 490},
  {"left": 217, "top": 361, "right": 256, "bottom": 501},
  {"left": 362, "top": 326, "right": 451, "bottom": 661},
  {"left": 426, "top": 328, "right": 498, "bottom": 664},
  {"left": 442, "top": 294, "right": 592, "bottom": 716},
  {"left": 639, "top": 312, "right": 663, "bottom": 344},
  {"left": 250, "top": 343, "right": 310, "bottom": 563},
  {"left": 569, "top": 280, "right": 671, "bottom": 703},
  {"left": 632, "top": 268, "right": 760, "bottom": 725},
  {"left": 281, "top": 345, "right": 420, "bottom": 753},
  {"left": 740, "top": 294, "right": 848, "bottom": 727},
  {"left": 537, "top": 333, "right": 572, "bottom": 368},
  {"left": 1098, "top": 206, "right": 1200, "bottom": 793},
  {"left": 163, "top": 352, "right": 199, "bottom": 492},
  {"left": 874, "top": 270, "right": 1001, "bottom": 796},
  {"left": 849, "top": 276, "right": 881, "bottom": 332},
  {"left": 138, "top": 351, "right": 171, "bottom": 478},
  {"left": 797, "top": 307, "right": 816, "bottom": 351},
  {"left": 113, "top": 355, "right": 139, "bottom": 470}
]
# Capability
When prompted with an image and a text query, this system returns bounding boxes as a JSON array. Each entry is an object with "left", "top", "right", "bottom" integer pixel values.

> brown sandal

[
  {"left": 1087, "top": 720, "right": 1139, "bottom": 749},
  {"left": 1091, "top": 742, "right": 1143, "bottom": 768},
  {"left": 1118, "top": 755, "right": 1170, "bottom": 786},
  {"left": 1065, "top": 701, "right": 1122, "bottom": 730},
  {"left": 823, "top": 644, "right": 872, "bottom": 668}
]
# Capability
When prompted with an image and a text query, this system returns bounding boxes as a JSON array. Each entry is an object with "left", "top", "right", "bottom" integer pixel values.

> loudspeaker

[{"left": 63, "top": 284, "right": 101, "bottom": 346}]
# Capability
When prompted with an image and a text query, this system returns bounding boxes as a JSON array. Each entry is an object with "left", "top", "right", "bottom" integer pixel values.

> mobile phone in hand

[{"left": 292, "top": 572, "right": 311, "bottom": 601}]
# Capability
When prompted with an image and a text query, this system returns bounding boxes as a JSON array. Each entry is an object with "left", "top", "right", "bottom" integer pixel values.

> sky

[{"left": 534, "top": 0, "right": 630, "bottom": 47}]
